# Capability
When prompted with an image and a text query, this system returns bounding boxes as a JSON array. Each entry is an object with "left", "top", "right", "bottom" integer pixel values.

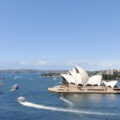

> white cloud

[
  {"left": 36, "top": 61, "right": 48, "bottom": 65},
  {"left": 64, "top": 60, "right": 120, "bottom": 70},
  {"left": 20, "top": 61, "right": 48, "bottom": 66},
  {"left": 0, "top": 59, "right": 120, "bottom": 70}
]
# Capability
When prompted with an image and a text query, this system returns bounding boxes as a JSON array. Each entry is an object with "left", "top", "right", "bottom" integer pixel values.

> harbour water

[{"left": 0, "top": 73, "right": 120, "bottom": 120}]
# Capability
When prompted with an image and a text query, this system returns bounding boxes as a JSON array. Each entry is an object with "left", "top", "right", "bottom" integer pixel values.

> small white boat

[
  {"left": 53, "top": 78, "right": 56, "bottom": 80},
  {"left": 12, "top": 84, "right": 19, "bottom": 90},
  {"left": 17, "top": 97, "right": 26, "bottom": 103}
]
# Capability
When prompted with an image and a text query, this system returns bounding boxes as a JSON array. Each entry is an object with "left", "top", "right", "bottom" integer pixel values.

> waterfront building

[{"left": 48, "top": 66, "right": 120, "bottom": 93}]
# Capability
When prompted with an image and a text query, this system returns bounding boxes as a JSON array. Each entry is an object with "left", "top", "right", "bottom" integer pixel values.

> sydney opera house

[{"left": 48, "top": 66, "right": 120, "bottom": 94}]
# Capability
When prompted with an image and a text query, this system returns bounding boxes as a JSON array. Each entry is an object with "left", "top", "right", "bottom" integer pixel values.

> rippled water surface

[{"left": 0, "top": 73, "right": 120, "bottom": 120}]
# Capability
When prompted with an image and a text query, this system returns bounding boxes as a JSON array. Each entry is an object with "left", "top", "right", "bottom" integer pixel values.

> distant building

[
  {"left": 97, "top": 72, "right": 103, "bottom": 75},
  {"left": 106, "top": 69, "right": 114, "bottom": 75},
  {"left": 118, "top": 69, "right": 120, "bottom": 73}
]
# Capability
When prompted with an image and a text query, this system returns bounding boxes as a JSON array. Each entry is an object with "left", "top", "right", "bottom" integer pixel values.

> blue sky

[{"left": 0, "top": 0, "right": 120, "bottom": 70}]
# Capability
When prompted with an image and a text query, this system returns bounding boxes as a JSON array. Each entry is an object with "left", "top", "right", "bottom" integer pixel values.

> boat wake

[
  {"left": 9, "top": 89, "right": 15, "bottom": 92},
  {"left": 60, "top": 96, "right": 73, "bottom": 107},
  {"left": 19, "top": 100, "right": 119, "bottom": 116}
]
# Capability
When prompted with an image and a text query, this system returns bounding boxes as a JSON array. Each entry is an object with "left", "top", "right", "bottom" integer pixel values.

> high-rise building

[
  {"left": 118, "top": 69, "right": 120, "bottom": 73},
  {"left": 106, "top": 69, "right": 114, "bottom": 75}
]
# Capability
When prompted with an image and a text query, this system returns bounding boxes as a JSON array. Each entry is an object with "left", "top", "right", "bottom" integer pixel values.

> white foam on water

[
  {"left": 19, "top": 101, "right": 119, "bottom": 116},
  {"left": 9, "top": 89, "right": 15, "bottom": 92},
  {"left": 60, "top": 96, "right": 73, "bottom": 107}
]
